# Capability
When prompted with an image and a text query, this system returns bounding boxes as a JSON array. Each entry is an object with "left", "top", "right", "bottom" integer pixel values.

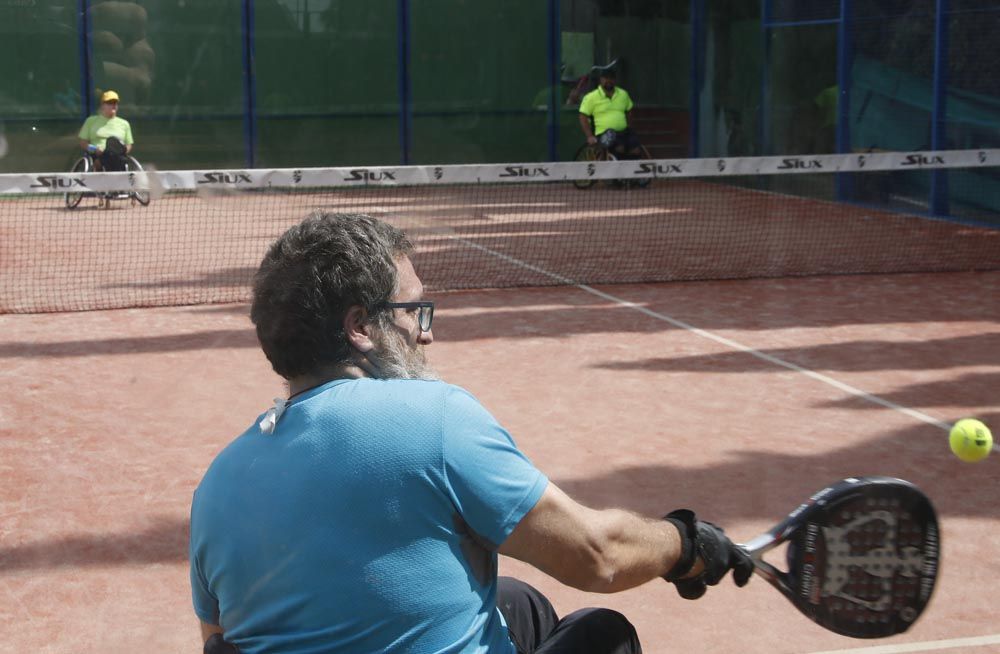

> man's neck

[{"left": 287, "top": 363, "right": 368, "bottom": 398}]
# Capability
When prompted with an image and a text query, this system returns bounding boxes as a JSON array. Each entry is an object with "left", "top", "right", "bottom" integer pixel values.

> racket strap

[{"left": 662, "top": 509, "right": 697, "bottom": 581}]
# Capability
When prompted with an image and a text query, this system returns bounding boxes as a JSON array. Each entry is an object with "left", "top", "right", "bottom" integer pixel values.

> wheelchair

[
  {"left": 64, "top": 152, "right": 151, "bottom": 209},
  {"left": 572, "top": 132, "right": 652, "bottom": 190}
]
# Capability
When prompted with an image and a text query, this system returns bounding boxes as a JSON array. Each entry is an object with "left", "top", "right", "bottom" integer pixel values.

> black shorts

[{"left": 597, "top": 128, "right": 641, "bottom": 153}]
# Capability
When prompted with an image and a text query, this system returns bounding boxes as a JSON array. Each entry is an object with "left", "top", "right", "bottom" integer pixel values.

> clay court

[{"left": 1, "top": 175, "right": 999, "bottom": 652}]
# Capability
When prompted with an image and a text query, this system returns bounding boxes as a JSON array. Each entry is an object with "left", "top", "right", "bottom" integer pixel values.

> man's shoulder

[
  {"left": 384, "top": 378, "right": 474, "bottom": 402},
  {"left": 383, "top": 379, "right": 489, "bottom": 416},
  {"left": 578, "top": 86, "right": 603, "bottom": 114},
  {"left": 349, "top": 377, "right": 471, "bottom": 405}
]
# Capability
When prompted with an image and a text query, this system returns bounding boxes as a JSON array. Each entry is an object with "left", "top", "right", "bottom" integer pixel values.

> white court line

[
  {"left": 807, "top": 634, "right": 1000, "bottom": 653},
  {"left": 450, "top": 236, "right": 953, "bottom": 433}
]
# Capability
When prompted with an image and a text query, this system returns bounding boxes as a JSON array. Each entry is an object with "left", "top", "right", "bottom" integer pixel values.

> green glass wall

[
  {"left": 409, "top": 1, "right": 550, "bottom": 164},
  {"left": 0, "top": 2, "right": 83, "bottom": 172},
  {"left": 254, "top": 1, "right": 399, "bottom": 167},
  {"left": 127, "top": 1, "right": 246, "bottom": 169},
  {"left": 1, "top": 0, "right": 998, "bottom": 176}
]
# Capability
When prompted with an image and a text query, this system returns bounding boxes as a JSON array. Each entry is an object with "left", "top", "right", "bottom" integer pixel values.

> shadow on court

[
  {"left": 3, "top": 411, "right": 995, "bottom": 577},
  {"left": 0, "top": 515, "right": 189, "bottom": 572},
  {"left": 550, "top": 416, "right": 1000, "bottom": 524}
]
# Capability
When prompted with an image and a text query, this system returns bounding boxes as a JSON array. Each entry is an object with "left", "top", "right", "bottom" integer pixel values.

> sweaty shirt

[{"left": 190, "top": 378, "right": 548, "bottom": 654}]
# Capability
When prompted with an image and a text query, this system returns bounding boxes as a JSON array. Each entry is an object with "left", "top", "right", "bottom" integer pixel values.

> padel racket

[{"left": 742, "top": 476, "right": 939, "bottom": 638}]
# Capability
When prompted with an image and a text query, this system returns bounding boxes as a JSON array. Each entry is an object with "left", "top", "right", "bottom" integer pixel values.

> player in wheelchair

[
  {"left": 68, "top": 89, "right": 149, "bottom": 208},
  {"left": 573, "top": 67, "right": 651, "bottom": 189},
  {"left": 577, "top": 68, "right": 647, "bottom": 161},
  {"left": 79, "top": 90, "right": 133, "bottom": 172}
]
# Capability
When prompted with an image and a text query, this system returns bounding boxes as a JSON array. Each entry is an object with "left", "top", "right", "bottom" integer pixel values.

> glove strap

[{"left": 663, "top": 509, "right": 698, "bottom": 581}]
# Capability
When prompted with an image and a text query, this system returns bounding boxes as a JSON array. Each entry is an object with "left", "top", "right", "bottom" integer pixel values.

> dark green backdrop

[{"left": 1, "top": 0, "right": 998, "bottom": 182}]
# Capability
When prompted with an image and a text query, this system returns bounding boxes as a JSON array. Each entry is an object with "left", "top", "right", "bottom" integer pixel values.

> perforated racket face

[{"left": 784, "top": 479, "right": 939, "bottom": 638}]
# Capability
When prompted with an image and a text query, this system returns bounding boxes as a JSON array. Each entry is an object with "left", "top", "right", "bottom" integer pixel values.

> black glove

[{"left": 663, "top": 509, "right": 754, "bottom": 600}]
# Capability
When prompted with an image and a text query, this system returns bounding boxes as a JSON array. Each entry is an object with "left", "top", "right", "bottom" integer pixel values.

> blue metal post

[
  {"left": 835, "top": 0, "right": 854, "bottom": 200},
  {"left": 77, "top": 0, "right": 93, "bottom": 118},
  {"left": 547, "top": 0, "right": 560, "bottom": 161},
  {"left": 835, "top": 0, "right": 852, "bottom": 154},
  {"left": 689, "top": 0, "right": 705, "bottom": 157},
  {"left": 930, "top": 0, "right": 949, "bottom": 215},
  {"left": 397, "top": 0, "right": 412, "bottom": 164},
  {"left": 240, "top": 0, "right": 257, "bottom": 168},
  {"left": 760, "top": 0, "right": 772, "bottom": 155}
]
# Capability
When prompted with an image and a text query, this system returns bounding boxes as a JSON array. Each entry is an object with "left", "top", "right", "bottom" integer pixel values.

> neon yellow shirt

[
  {"left": 78, "top": 115, "right": 134, "bottom": 149},
  {"left": 579, "top": 86, "right": 633, "bottom": 134}
]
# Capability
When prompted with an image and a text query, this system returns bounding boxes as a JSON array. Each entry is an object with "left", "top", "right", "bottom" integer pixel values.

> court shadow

[
  {"left": 590, "top": 333, "right": 1000, "bottom": 373},
  {"left": 0, "top": 328, "right": 257, "bottom": 358},
  {"left": 550, "top": 419, "right": 1000, "bottom": 528},
  {"left": 821, "top": 372, "right": 1000, "bottom": 410},
  {"left": 107, "top": 266, "right": 257, "bottom": 290},
  {"left": 186, "top": 303, "right": 252, "bottom": 315},
  {"left": 0, "top": 515, "right": 188, "bottom": 572},
  {"left": 427, "top": 271, "right": 1000, "bottom": 334}
]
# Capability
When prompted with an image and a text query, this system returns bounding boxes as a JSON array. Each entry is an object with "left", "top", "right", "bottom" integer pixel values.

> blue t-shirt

[{"left": 190, "top": 378, "right": 548, "bottom": 654}]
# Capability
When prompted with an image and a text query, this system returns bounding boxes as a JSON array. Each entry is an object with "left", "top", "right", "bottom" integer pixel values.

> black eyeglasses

[{"left": 382, "top": 301, "right": 435, "bottom": 332}]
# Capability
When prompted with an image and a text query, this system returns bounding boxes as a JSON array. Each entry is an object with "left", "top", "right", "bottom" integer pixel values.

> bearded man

[{"left": 190, "top": 212, "right": 751, "bottom": 654}]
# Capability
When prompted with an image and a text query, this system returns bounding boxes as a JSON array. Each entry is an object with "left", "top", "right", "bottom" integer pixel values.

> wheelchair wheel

[
  {"left": 573, "top": 143, "right": 615, "bottom": 190},
  {"left": 65, "top": 156, "right": 90, "bottom": 209},
  {"left": 125, "top": 155, "right": 151, "bottom": 206}
]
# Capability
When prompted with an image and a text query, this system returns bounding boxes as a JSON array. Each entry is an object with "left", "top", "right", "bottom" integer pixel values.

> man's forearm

[
  {"left": 501, "top": 484, "right": 694, "bottom": 594},
  {"left": 583, "top": 508, "right": 685, "bottom": 592}
]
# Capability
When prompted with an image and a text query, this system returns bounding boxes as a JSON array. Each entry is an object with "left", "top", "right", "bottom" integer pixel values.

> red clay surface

[{"left": 2, "top": 271, "right": 999, "bottom": 652}]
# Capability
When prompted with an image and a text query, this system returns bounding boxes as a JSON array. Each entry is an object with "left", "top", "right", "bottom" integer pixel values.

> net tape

[{"left": 3, "top": 149, "right": 997, "bottom": 194}]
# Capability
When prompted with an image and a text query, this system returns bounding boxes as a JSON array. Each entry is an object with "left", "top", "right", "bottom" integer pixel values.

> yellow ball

[{"left": 949, "top": 419, "right": 993, "bottom": 463}]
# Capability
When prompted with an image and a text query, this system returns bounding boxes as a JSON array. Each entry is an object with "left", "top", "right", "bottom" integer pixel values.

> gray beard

[{"left": 369, "top": 326, "right": 438, "bottom": 380}]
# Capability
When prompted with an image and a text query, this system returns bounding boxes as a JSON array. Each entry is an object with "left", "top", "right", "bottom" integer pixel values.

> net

[{"left": 1, "top": 150, "right": 998, "bottom": 314}]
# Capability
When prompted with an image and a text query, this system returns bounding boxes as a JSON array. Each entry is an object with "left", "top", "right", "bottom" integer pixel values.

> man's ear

[{"left": 344, "top": 305, "right": 375, "bottom": 353}]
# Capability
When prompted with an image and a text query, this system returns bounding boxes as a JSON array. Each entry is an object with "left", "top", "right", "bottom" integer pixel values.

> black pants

[
  {"left": 99, "top": 150, "right": 127, "bottom": 172},
  {"left": 99, "top": 137, "right": 128, "bottom": 172},
  {"left": 497, "top": 577, "right": 642, "bottom": 654}
]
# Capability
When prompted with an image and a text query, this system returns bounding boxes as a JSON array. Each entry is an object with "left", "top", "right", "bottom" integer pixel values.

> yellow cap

[{"left": 100, "top": 90, "right": 120, "bottom": 103}]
